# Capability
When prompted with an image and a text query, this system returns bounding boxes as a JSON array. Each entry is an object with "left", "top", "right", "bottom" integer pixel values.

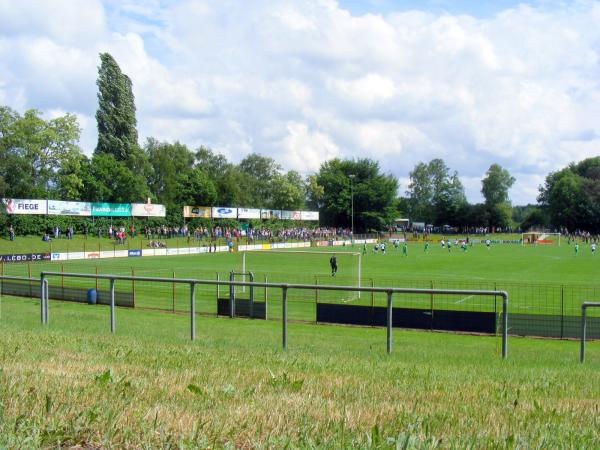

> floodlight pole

[{"left": 349, "top": 174, "right": 355, "bottom": 245}]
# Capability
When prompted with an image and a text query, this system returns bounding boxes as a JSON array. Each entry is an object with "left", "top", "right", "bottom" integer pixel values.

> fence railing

[
  {"left": 3, "top": 262, "right": 600, "bottom": 339},
  {"left": 580, "top": 302, "right": 600, "bottom": 363},
  {"left": 39, "top": 271, "right": 509, "bottom": 358}
]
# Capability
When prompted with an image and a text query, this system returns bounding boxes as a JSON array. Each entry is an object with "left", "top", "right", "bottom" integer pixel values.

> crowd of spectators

[{"left": 22, "top": 224, "right": 354, "bottom": 246}]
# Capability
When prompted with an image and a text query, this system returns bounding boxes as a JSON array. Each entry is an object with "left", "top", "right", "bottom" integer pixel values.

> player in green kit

[
  {"left": 575, "top": 243, "right": 579, "bottom": 256},
  {"left": 402, "top": 241, "right": 408, "bottom": 257},
  {"left": 424, "top": 241, "right": 429, "bottom": 253}
]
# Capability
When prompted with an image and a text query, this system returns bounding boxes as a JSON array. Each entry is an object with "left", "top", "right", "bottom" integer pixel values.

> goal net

[
  {"left": 238, "top": 250, "right": 362, "bottom": 302},
  {"left": 522, "top": 232, "right": 561, "bottom": 246}
]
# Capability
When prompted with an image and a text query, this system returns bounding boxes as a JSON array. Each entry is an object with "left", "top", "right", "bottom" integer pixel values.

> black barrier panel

[
  {"left": 0, "top": 280, "right": 134, "bottom": 308},
  {"left": 217, "top": 298, "right": 266, "bottom": 319},
  {"left": 317, "top": 303, "right": 374, "bottom": 326},
  {"left": 317, "top": 303, "right": 496, "bottom": 334},
  {"left": 433, "top": 310, "right": 496, "bottom": 333},
  {"left": 510, "top": 313, "right": 600, "bottom": 339}
]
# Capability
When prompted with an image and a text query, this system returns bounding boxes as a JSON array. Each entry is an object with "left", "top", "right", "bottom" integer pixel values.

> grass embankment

[
  {"left": 0, "top": 235, "right": 232, "bottom": 255},
  {"left": 0, "top": 297, "right": 599, "bottom": 448}
]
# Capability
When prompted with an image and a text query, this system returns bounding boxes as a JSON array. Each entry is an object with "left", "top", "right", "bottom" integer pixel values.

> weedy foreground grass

[{"left": 0, "top": 297, "right": 599, "bottom": 449}]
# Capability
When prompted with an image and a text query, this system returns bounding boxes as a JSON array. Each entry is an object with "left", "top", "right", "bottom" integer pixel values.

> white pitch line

[{"left": 455, "top": 295, "right": 474, "bottom": 304}]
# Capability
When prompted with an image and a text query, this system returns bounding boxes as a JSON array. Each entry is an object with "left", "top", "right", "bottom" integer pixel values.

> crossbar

[
  {"left": 40, "top": 271, "right": 509, "bottom": 358},
  {"left": 580, "top": 302, "right": 600, "bottom": 363}
]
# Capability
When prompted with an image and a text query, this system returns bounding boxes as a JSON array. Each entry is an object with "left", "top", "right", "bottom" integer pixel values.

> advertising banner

[
  {"left": 281, "top": 210, "right": 302, "bottom": 220},
  {"left": 2, "top": 198, "right": 47, "bottom": 215},
  {"left": 237, "top": 208, "right": 261, "bottom": 219},
  {"left": 128, "top": 249, "right": 142, "bottom": 257},
  {"left": 47, "top": 200, "right": 92, "bottom": 216},
  {"left": 212, "top": 206, "right": 237, "bottom": 219},
  {"left": 0, "top": 252, "right": 50, "bottom": 263},
  {"left": 260, "top": 209, "right": 282, "bottom": 219},
  {"left": 131, "top": 203, "right": 166, "bottom": 217},
  {"left": 91, "top": 203, "right": 132, "bottom": 217},
  {"left": 183, "top": 206, "right": 211, "bottom": 218},
  {"left": 300, "top": 211, "right": 319, "bottom": 221}
]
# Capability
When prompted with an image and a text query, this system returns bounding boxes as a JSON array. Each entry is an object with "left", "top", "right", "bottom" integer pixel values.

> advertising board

[
  {"left": 237, "top": 208, "right": 261, "bottom": 219},
  {"left": 0, "top": 252, "right": 50, "bottom": 263},
  {"left": 47, "top": 200, "right": 92, "bottom": 216},
  {"left": 300, "top": 211, "right": 319, "bottom": 221},
  {"left": 131, "top": 203, "right": 166, "bottom": 217},
  {"left": 281, "top": 210, "right": 302, "bottom": 220},
  {"left": 91, "top": 203, "right": 132, "bottom": 217},
  {"left": 2, "top": 198, "right": 47, "bottom": 215},
  {"left": 183, "top": 206, "right": 211, "bottom": 218},
  {"left": 212, "top": 206, "right": 237, "bottom": 219},
  {"left": 260, "top": 209, "right": 282, "bottom": 219}
]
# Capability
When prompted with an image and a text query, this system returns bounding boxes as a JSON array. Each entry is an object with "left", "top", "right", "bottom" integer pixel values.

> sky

[{"left": 1, "top": 0, "right": 599, "bottom": 206}]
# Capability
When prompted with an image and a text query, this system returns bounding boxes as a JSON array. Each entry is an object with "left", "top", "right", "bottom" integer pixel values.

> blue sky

[
  {"left": 1, "top": 0, "right": 599, "bottom": 205},
  {"left": 338, "top": 0, "right": 532, "bottom": 17}
]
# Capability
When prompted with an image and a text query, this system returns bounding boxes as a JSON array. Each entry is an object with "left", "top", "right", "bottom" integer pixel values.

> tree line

[{"left": 1, "top": 53, "right": 598, "bottom": 234}]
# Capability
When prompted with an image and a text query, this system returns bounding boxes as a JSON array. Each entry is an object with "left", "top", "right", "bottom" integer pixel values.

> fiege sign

[{"left": 2, "top": 199, "right": 48, "bottom": 215}]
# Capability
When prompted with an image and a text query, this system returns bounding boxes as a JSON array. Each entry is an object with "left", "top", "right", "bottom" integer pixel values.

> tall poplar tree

[{"left": 95, "top": 53, "right": 140, "bottom": 169}]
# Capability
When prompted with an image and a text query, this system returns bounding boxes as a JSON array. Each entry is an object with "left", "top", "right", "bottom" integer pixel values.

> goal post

[
  {"left": 240, "top": 250, "right": 362, "bottom": 298},
  {"left": 521, "top": 232, "right": 561, "bottom": 246}
]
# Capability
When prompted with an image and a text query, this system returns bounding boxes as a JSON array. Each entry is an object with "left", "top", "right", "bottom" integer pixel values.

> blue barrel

[{"left": 87, "top": 288, "right": 97, "bottom": 305}]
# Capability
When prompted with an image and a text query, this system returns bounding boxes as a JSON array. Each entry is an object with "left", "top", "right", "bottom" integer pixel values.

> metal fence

[
  {"left": 36, "top": 271, "right": 508, "bottom": 358},
  {"left": 2, "top": 262, "right": 600, "bottom": 340}
]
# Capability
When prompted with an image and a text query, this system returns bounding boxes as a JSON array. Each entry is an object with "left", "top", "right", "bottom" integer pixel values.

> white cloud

[
  {"left": 0, "top": 0, "right": 599, "bottom": 205},
  {"left": 281, "top": 122, "right": 340, "bottom": 172}
]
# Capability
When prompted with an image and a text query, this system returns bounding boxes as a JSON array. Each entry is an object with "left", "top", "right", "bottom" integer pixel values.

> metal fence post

[
  {"left": 190, "top": 282, "right": 196, "bottom": 341},
  {"left": 387, "top": 291, "right": 393, "bottom": 354},
  {"left": 501, "top": 293, "right": 508, "bottom": 359},
  {"left": 249, "top": 272, "right": 254, "bottom": 318},
  {"left": 172, "top": 271, "right": 176, "bottom": 313},
  {"left": 45, "top": 279, "right": 49, "bottom": 324},
  {"left": 579, "top": 302, "right": 600, "bottom": 363},
  {"left": 110, "top": 278, "right": 115, "bottom": 334},
  {"left": 580, "top": 303, "right": 587, "bottom": 363},
  {"left": 430, "top": 280, "right": 434, "bottom": 331},
  {"left": 229, "top": 271, "right": 235, "bottom": 318},
  {"left": 560, "top": 285, "right": 565, "bottom": 339},
  {"left": 40, "top": 274, "right": 46, "bottom": 324},
  {"left": 131, "top": 268, "right": 136, "bottom": 307},
  {"left": 264, "top": 274, "right": 268, "bottom": 320},
  {"left": 282, "top": 286, "right": 288, "bottom": 351}
]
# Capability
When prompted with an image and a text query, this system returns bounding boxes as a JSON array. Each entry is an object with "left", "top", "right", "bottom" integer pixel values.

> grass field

[
  {"left": 0, "top": 296, "right": 599, "bottom": 448},
  {"left": 1, "top": 237, "right": 600, "bottom": 447}
]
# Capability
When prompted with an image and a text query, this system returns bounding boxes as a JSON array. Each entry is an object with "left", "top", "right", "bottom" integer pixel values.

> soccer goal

[
  {"left": 521, "top": 232, "right": 561, "bottom": 246},
  {"left": 239, "top": 250, "right": 362, "bottom": 299}
]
